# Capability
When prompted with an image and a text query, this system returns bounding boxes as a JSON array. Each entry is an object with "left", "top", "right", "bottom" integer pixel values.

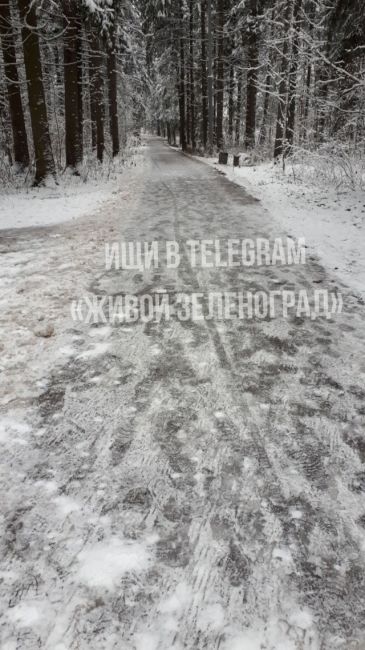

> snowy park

[{"left": 0, "top": 1, "right": 365, "bottom": 649}]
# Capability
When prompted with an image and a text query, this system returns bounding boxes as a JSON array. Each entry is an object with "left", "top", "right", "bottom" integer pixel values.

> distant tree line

[{"left": 143, "top": 0, "right": 365, "bottom": 160}]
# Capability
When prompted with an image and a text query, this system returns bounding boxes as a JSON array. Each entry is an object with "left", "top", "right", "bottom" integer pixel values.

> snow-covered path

[{"left": 1, "top": 138, "right": 365, "bottom": 650}]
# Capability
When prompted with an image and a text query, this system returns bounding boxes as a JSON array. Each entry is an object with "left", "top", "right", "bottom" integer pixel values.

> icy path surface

[
  {"left": 1, "top": 138, "right": 365, "bottom": 650},
  {"left": 198, "top": 157, "right": 365, "bottom": 301}
]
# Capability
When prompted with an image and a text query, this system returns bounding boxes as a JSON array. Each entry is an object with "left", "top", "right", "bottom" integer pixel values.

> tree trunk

[
  {"left": 207, "top": 0, "right": 214, "bottom": 153},
  {"left": 189, "top": 0, "right": 196, "bottom": 151},
  {"left": 89, "top": 33, "right": 104, "bottom": 162},
  {"left": 201, "top": 0, "right": 207, "bottom": 149},
  {"left": 63, "top": 0, "right": 82, "bottom": 170},
  {"left": 185, "top": 49, "right": 191, "bottom": 142},
  {"left": 286, "top": 0, "right": 302, "bottom": 151},
  {"left": 0, "top": 0, "right": 29, "bottom": 169},
  {"left": 107, "top": 26, "right": 120, "bottom": 157},
  {"left": 302, "top": 62, "right": 312, "bottom": 141},
  {"left": 258, "top": 7, "right": 275, "bottom": 146},
  {"left": 213, "top": 35, "right": 217, "bottom": 141},
  {"left": 228, "top": 58, "right": 234, "bottom": 142},
  {"left": 0, "top": 85, "right": 13, "bottom": 165},
  {"left": 76, "top": 19, "right": 83, "bottom": 159},
  {"left": 89, "top": 47, "right": 96, "bottom": 150},
  {"left": 216, "top": 0, "right": 224, "bottom": 150},
  {"left": 54, "top": 45, "right": 62, "bottom": 86},
  {"left": 259, "top": 69, "right": 271, "bottom": 145},
  {"left": 302, "top": 0, "right": 315, "bottom": 144},
  {"left": 235, "top": 72, "right": 242, "bottom": 145},
  {"left": 273, "top": 0, "right": 292, "bottom": 159},
  {"left": 178, "top": 3, "right": 186, "bottom": 151},
  {"left": 244, "top": 0, "right": 259, "bottom": 149},
  {"left": 17, "top": 0, "right": 55, "bottom": 184}
]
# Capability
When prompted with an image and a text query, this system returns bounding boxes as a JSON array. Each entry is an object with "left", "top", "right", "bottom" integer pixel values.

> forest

[
  {"left": 0, "top": 0, "right": 364, "bottom": 186},
  {"left": 148, "top": 0, "right": 364, "bottom": 172},
  {"left": 0, "top": 0, "right": 147, "bottom": 186}
]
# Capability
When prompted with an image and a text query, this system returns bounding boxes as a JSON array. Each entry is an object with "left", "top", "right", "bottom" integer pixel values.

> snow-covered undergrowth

[
  {"left": 0, "top": 139, "right": 144, "bottom": 230},
  {"left": 197, "top": 149, "right": 365, "bottom": 299},
  {"left": 286, "top": 143, "right": 365, "bottom": 192}
]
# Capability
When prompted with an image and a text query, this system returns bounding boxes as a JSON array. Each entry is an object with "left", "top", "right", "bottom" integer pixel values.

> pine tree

[
  {"left": 106, "top": 8, "right": 120, "bottom": 158},
  {"left": 273, "top": 0, "right": 292, "bottom": 159},
  {"left": 0, "top": 0, "right": 29, "bottom": 169},
  {"left": 286, "top": 0, "right": 302, "bottom": 151},
  {"left": 63, "top": 0, "right": 83, "bottom": 171},
  {"left": 89, "top": 30, "right": 105, "bottom": 162},
  {"left": 244, "top": 0, "right": 259, "bottom": 150},
  {"left": 17, "top": 0, "right": 55, "bottom": 184},
  {"left": 216, "top": 0, "right": 225, "bottom": 150},
  {"left": 200, "top": 0, "right": 208, "bottom": 148}
]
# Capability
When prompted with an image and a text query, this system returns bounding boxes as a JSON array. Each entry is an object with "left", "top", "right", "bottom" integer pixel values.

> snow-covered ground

[
  {"left": 196, "top": 155, "right": 365, "bottom": 299},
  {"left": 1, "top": 139, "right": 365, "bottom": 649},
  {"left": 0, "top": 146, "right": 143, "bottom": 230},
  {"left": 0, "top": 184, "right": 114, "bottom": 230}
]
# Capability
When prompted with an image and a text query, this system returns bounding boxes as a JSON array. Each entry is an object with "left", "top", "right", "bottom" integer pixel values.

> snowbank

[
  {"left": 0, "top": 143, "right": 144, "bottom": 230},
  {"left": 0, "top": 184, "right": 113, "bottom": 230},
  {"left": 197, "top": 155, "right": 365, "bottom": 299}
]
